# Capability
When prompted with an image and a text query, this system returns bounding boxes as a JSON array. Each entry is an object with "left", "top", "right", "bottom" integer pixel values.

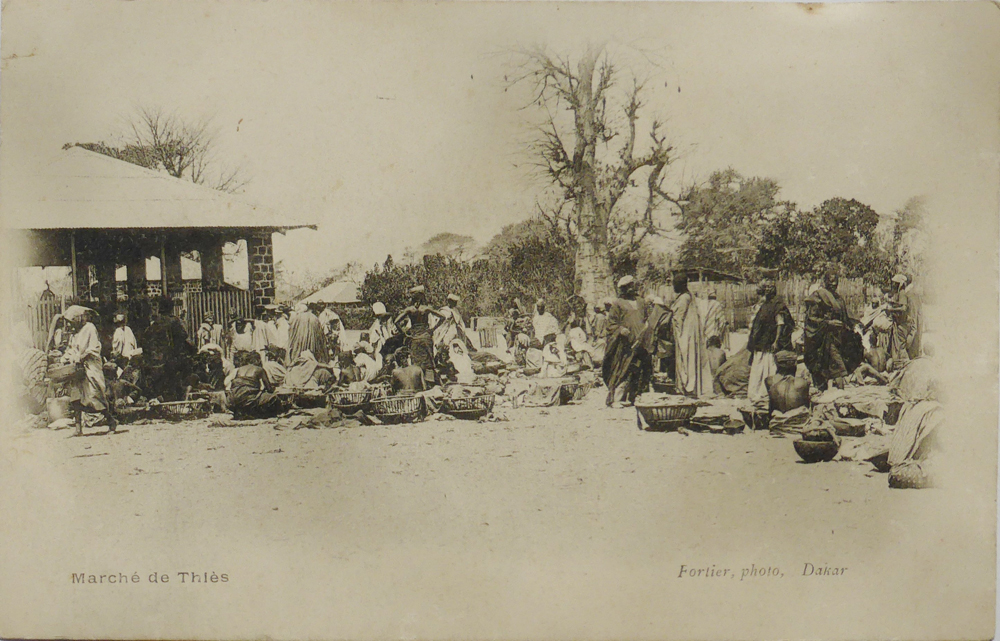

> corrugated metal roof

[
  {"left": 2, "top": 146, "right": 317, "bottom": 231},
  {"left": 300, "top": 280, "right": 361, "bottom": 304}
]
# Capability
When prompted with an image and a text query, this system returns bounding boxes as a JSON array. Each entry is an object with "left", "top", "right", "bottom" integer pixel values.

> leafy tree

[
  {"left": 758, "top": 197, "right": 891, "bottom": 283},
  {"left": 675, "top": 168, "right": 794, "bottom": 279}
]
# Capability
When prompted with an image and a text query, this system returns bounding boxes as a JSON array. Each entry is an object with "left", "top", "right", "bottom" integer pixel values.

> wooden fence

[
  {"left": 180, "top": 290, "right": 253, "bottom": 338},
  {"left": 23, "top": 295, "right": 68, "bottom": 350}
]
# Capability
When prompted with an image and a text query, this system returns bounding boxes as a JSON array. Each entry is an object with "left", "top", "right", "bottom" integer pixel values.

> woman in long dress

[
  {"left": 61, "top": 306, "right": 116, "bottom": 435},
  {"left": 393, "top": 286, "right": 443, "bottom": 385}
]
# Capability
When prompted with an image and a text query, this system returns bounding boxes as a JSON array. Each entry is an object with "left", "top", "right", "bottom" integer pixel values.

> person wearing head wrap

[
  {"left": 367, "top": 302, "right": 395, "bottom": 356},
  {"left": 271, "top": 306, "right": 290, "bottom": 351},
  {"left": 669, "top": 272, "right": 714, "bottom": 398},
  {"left": 583, "top": 300, "right": 609, "bottom": 366},
  {"left": 803, "top": 268, "right": 863, "bottom": 390},
  {"left": 112, "top": 312, "right": 140, "bottom": 360},
  {"left": 228, "top": 350, "right": 284, "bottom": 419},
  {"left": 531, "top": 299, "right": 560, "bottom": 345},
  {"left": 746, "top": 282, "right": 794, "bottom": 410},
  {"left": 702, "top": 291, "right": 729, "bottom": 351},
  {"left": 433, "top": 293, "right": 474, "bottom": 351},
  {"left": 286, "top": 301, "right": 330, "bottom": 366},
  {"left": 196, "top": 311, "right": 224, "bottom": 351},
  {"left": 393, "top": 285, "right": 443, "bottom": 384},
  {"left": 60, "top": 307, "right": 116, "bottom": 434},
  {"left": 602, "top": 275, "right": 651, "bottom": 407},
  {"left": 352, "top": 341, "right": 381, "bottom": 383}
]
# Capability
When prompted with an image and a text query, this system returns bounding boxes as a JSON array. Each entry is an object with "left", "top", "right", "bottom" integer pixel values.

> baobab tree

[{"left": 511, "top": 44, "right": 680, "bottom": 302}]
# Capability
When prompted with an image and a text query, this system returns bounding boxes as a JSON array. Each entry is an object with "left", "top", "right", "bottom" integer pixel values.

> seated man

[
  {"left": 765, "top": 350, "right": 810, "bottom": 413},
  {"left": 390, "top": 348, "right": 427, "bottom": 394}
]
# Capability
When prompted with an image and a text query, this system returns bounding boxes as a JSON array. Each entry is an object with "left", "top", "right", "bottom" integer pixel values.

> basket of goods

[
  {"left": 883, "top": 401, "right": 904, "bottom": 426},
  {"left": 328, "top": 389, "right": 372, "bottom": 413},
  {"left": 738, "top": 408, "right": 771, "bottom": 431},
  {"left": 47, "top": 362, "right": 84, "bottom": 383},
  {"left": 441, "top": 393, "right": 495, "bottom": 421},
  {"left": 148, "top": 399, "right": 210, "bottom": 421},
  {"left": 115, "top": 404, "right": 149, "bottom": 424},
  {"left": 558, "top": 380, "right": 580, "bottom": 405},
  {"left": 831, "top": 417, "right": 867, "bottom": 438},
  {"left": 636, "top": 396, "right": 700, "bottom": 432},
  {"left": 651, "top": 373, "right": 675, "bottom": 394},
  {"left": 793, "top": 427, "right": 840, "bottom": 463},
  {"left": 369, "top": 395, "right": 426, "bottom": 424}
]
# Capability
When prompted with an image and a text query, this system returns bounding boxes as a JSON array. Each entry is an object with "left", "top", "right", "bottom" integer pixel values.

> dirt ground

[{"left": 0, "top": 389, "right": 993, "bottom": 640}]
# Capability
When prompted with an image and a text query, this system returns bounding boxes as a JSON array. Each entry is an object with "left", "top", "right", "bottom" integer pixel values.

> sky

[{"left": 1, "top": 1, "right": 998, "bottom": 279}]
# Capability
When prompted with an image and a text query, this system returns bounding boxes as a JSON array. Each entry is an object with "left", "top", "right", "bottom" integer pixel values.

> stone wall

[{"left": 246, "top": 232, "right": 275, "bottom": 315}]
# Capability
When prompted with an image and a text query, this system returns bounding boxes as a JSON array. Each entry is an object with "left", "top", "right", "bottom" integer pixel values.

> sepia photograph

[{"left": 0, "top": 1, "right": 997, "bottom": 639}]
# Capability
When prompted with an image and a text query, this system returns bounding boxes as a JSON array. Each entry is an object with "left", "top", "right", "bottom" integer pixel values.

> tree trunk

[
  {"left": 576, "top": 236, "right": 614, "bottom": 304},
  {"left": 572, "top": 46, "right": 614, "bottom": 305}
]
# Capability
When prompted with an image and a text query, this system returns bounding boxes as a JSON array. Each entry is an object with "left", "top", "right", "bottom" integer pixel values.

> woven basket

[
  {"left": 370, "top": 395, "right": 425, "bottom": 424},
  {"left": 558, "top": 382, "right": 579, "bottom": 405},
  {"left": 149, "top": 400, "right": 210, "bottom": 421},
  {"left": 328, "top": 389, "right": 371, "bottom": 412},
  {"left": 636, "top": 403, "right": 698, "bottom": 431},
  {"left": 115, "top": 405, "right": 149, "bottom": 423},
  {"left": 441, "top": 394, "right": 495, "bottom": 421}
]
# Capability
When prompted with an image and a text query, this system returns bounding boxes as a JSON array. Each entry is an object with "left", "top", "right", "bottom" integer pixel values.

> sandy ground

[{"left": 0, "top": 389, "right": 994, "bottom": 640}]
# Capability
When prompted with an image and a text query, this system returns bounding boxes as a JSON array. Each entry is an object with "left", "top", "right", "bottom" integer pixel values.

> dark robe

[
  {"left": 803, "top": 288, "right": 862, "bottom": 388},
  {"left": 747, "top": 298, "right": 793, "bottom": 354},
  {"left": 142, "top": 315, "right": 194, "bottom": 401},
  {"left": 602, "top": 298, "right": 648, "bottom": 405}
]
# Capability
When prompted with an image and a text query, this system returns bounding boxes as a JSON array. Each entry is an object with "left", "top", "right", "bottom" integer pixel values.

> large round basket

[
  {"left": 441, "top": 394, "right": 495, "bottom": 421},
  {"left": 793, "top": 438, "right": 839, "bottom": 463},
  {"left": 370, "top": 395, "right": 426, "bottom": 424},
  {"left": 328, "top": 389, "right": 372, "bottom": 414},
  {"left": 636, "top": 403, "right": 698, "bottom": 432}
]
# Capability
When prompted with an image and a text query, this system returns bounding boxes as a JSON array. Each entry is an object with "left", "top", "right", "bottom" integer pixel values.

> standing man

[
  {"left": 602, "top": 275, "right": 649, "bottom": 407},
  {"left": 394, "top": 285, "right": 443, "bottom": 385},
  {"left": 670, "top": 272, "right": 713, "bottom": 398},
  {"left": 747, "top": 283, "right": 794, "bottom": 410},
  {"left": 702, "top": 291, "right": 729, "bottom": 351},
  {"left": 286, "top": 302, "right": 329, "bottom": 365},
  {"left": 803, "top": 269, "right": 861, "bottom": 390}
]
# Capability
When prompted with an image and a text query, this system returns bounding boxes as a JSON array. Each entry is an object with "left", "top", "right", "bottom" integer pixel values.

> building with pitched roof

[{"left": 5, "top": 145, "right": 316, "bottom": 315}]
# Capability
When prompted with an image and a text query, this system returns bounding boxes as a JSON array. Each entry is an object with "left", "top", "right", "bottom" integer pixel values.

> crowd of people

[{"left": 9, "top": 263, "right": 925, "bottom": 440}]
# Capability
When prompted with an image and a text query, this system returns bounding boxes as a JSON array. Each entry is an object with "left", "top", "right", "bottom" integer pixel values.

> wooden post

[
  {"left": 160, "top": 236, "right": 168, "bottom": 296},
  {"left": 70, "top": 231, "right": 78, "bottom": 298}
]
